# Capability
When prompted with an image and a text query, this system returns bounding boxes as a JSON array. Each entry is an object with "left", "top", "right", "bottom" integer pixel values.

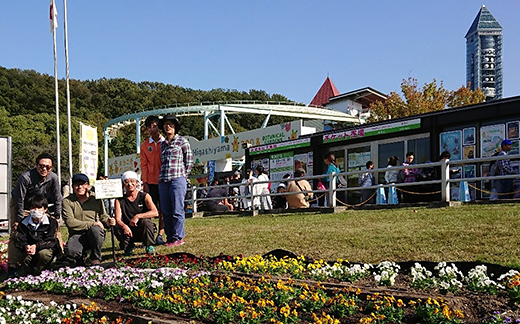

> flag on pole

[{"left": 50, "top": 0, "right": 58, "bottom": 32}]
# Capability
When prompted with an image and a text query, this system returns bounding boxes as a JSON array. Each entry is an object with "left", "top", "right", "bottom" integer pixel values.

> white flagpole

[
  {"left": 51, "top": 0, "right": 62, "bottom": 185},
  {"left": 63, "top": 0, "right": 73, "bottom": 185}
]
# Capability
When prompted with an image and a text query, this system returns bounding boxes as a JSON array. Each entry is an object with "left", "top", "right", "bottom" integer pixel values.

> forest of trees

[
  {"left": 0, "top": 66, "right": 295, "bottom": 181},
  {"left": 0, "top": 67, "right": 488, "bottom": 183}
]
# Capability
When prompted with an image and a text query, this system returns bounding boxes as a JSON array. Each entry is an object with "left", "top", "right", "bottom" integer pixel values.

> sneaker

[
  {"left": 173, "top": 239, "right": 184, "bottom": 246},
  {"left": 155, "top": 235, "right": 165, "bottom": 246},
  {"left": 7, "top": 266, "right": 19, "bottom": 278},
  {"left": 124, "top": 247, "right": 135, "bottom": 256},
  {"left": 164, "top": 242, "right": 175, "bottom": 247},
  {"left": 90, "top": 259, "right": 101, "bottom": 266},
  {"left": 76, "top": 256, "right": 87, "bottom": 266},
  {"left": 124, "top": 242, "right": 135, "bottom": 256},
  {"left": 145, "top": 245, "right": 157, "bottom": 255}
]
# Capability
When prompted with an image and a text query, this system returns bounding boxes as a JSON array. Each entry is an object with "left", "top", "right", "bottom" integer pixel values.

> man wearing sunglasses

[{"left": 8, "top": 153, "right": 63, "bottom": 275}]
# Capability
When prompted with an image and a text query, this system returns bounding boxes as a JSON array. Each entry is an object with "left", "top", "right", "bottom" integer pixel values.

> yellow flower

[
  {"left": 442, "top": 305, "right": 451, "bottom": 320},
  {"left": 454, "top": 310, "right": 465, "bottom": 319}
]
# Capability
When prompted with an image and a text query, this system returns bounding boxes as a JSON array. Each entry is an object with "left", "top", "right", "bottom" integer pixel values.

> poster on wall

[
  {"left": 480, "top": 124, "right": 505, "bottom": 158},
  {"left": 463, "top": 165, "right": 476, "bottom": 178},
  {"left": 294, "top": 153, "right": 310, "bottom": 174},
  {"left": 347, "top": 151, "right": 372, "bottom": 171},
  {"left": 511, "top": 140, "right": 520, "bottom": 155},
  {"left": 463, "top": 146, "right": 475, "bottom": 159},
  {"left": 269, "top": 152, "right": 293, "bottom": 189},
  {"left": 440, "top": 130, "right": 462, "bottom": 161},
  {"left": 507, "top": 121, "right": 520, "bottom": 139},
  {"left": 251, "top": 158, "right": 270, "bottom": 174},
  {"left": 307, "top": 152, "right": 314, "bottom": 176},
  {"left": 463, "top": 128, "right": 476, "bottom": 146}
]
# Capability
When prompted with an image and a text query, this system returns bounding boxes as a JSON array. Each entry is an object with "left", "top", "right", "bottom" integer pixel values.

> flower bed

[
  {"left": 0, "top": 291, "right": 131, "bottom": 324},
  {"left": 4, "top": 254, "right": 520, "bottom": 323}
]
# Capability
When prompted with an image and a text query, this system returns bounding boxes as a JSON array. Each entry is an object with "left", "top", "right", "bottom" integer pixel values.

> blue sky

[{"left": 2, "top": 1, "right": 519, "bottom": 105}]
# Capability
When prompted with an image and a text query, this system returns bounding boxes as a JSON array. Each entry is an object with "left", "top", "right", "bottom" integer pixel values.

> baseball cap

[
  {"left": 72, "top": 173, "right": 89, "bottom": 184},
  {"left": 502, "top": 139, "right": 513, "bottom": 146}
]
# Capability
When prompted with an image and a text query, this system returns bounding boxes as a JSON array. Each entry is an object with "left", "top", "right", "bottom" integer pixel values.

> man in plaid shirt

[{"left": 158, "top": 115, "right": 194, "bottom": 246}]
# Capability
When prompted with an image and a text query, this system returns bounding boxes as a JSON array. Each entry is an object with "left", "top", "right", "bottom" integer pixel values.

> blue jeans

[{"left": 159, "top": 178, "right": 187, "bottom": 242}]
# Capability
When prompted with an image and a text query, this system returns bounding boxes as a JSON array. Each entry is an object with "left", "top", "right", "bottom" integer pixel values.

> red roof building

[{"left": 309, "top": 77, "right": 340, "bottom": 107}]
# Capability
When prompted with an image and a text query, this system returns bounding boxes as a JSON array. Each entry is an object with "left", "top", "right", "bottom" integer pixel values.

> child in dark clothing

[{"left": 14, "top": 194, "right": 59, "bottom": 275}]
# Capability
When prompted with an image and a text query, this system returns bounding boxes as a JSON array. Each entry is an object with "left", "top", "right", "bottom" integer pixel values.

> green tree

[{"left": 368, "top": 77, "right": 486, "bottom": 123}]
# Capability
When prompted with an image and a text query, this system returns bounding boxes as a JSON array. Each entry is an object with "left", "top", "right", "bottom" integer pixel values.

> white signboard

[
  {"left": 188, "top": 120, "right": 315, "bottom": 164},
  {"left": 94, "top": 179, "right": 124, "bottom": 199},
  {"left": 0, "top": 137, "right": 10, "bottom": 223},
  {"left": 79, "top": 123, "right": 98, "bottom": 184}
]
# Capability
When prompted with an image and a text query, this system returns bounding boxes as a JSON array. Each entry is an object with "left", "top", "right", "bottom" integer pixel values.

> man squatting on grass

[
  {"left": 158, "top": 115, "right": 194, "bottom": 247},
  {"left": 140, "top": 115, "right": 166, "bottom": 245},
  {"left": 62, "top": 173, "right": 116, "bottom": 266},
  {"left": 8, "top": 153, "right": 63, "bottom": 275},
  {"left": 14, "top": 194, "right": 60, "bottom": 275},
  {"left": 114, "top": 171, "right": 158, "bottom": 256}
]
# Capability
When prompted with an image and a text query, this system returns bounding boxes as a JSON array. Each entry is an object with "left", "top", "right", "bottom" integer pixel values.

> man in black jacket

[{"left": 14, "top": 194, "right": 59, "bottom": 275}]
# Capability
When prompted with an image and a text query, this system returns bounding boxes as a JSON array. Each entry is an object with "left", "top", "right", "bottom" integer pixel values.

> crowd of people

[{"left": 7, "top": 112, "right": 517, "bottom": 276}]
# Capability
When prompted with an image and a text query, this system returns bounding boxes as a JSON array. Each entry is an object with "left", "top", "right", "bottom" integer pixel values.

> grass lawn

[
  {"left": 104, "top": 203, "right": 520, "bottom": 268},
  {"left": 6, "top": 203, "right": 520, "bottom": 268}
]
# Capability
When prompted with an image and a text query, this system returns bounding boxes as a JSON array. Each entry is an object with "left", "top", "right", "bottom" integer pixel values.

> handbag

[{"left": 295, "top": 180, "right": 310, "bottom": 201}]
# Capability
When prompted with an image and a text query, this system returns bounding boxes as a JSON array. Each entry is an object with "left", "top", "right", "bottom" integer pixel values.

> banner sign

[
  {"left": 322, "top": 118, "right": 421, "bottom": 144},
  {"left": 249, "top": 138, "right": 311, "bottom": 156},
  {"left": 188, "top": 120, "right": 315, "bottom": 162},
  {"left": 79, "top": 123, "right": 98, "bottom": 184}
]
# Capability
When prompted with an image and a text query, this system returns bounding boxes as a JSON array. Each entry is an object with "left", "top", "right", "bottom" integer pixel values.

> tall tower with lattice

[{"left": 465, "top": 5, "right": 503, "bottom": 101}]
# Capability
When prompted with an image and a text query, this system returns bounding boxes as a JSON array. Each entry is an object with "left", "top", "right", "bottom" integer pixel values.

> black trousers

[{"left": 114, "top": 219, "right": 156, "bottom": 250}]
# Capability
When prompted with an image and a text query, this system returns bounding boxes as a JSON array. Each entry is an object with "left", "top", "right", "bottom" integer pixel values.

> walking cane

[{"left": 108, "top": 199, "right": 116, "bottom": 263}]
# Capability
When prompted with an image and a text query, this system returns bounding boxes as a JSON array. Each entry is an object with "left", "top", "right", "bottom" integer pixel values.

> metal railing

[{"left": 186, "top": 154, "right": 520, "bottom": 211}]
